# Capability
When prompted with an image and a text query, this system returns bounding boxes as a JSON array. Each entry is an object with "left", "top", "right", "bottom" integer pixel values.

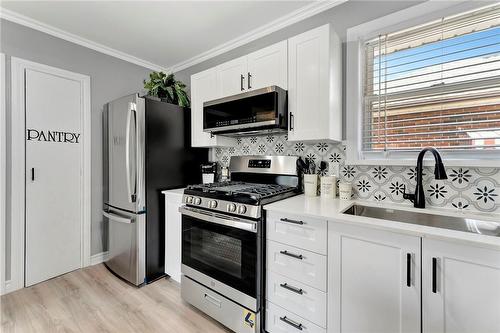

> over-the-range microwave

[{"left": 203, "top": 85, "right": 287, "bottom": 136}]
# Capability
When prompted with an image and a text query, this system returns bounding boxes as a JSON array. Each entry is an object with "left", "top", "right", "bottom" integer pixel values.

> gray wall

[
  {"left": 175, "top": 1, "right": 422, "bottom": 87},
  {"left": 1, "top": 19, "right": 151, "bottom": 279},
  {"left": 1, "top": 0, "right": 422, "bottom": 282}
]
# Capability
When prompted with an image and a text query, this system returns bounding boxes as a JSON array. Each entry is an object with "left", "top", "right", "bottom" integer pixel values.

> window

[{"left": 362, "top": 4, "right": 500, "bottom": 155}]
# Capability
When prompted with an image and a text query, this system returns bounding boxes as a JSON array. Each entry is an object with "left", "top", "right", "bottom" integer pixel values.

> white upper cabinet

[
  {"left": 247, "top": 41, "right": 287, "bottom": 90},
  {"left": 216, "top": 56, "right": 248, "bottom": 97},
  {"left": 329, "top": 222, "right": 421, "bottom": 333},
  {"left": 190, "top": 24, "right": 342, "bottom": 146},
  {"left": 422, "top": 238, "right": 500, "bottom": 333},
  {"left": 287, "top": 24, "right": 342, "bottom": 142},
  {"left": 190, "top": 68, "right": 234, "bottom": 147},
  {"left": 216, "top": 41, "right": 287, "bottom": 96}
]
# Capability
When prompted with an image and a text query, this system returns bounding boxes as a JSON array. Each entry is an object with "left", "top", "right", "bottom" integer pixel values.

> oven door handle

[{"left": 179, "top": 206, "right": 258, "bottom": 233}]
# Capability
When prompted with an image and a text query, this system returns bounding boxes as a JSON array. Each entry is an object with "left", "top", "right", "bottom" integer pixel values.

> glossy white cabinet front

[
  {"left": 422, "top": 238, "right": 500, "bottom": 333},
  {"left": 247, "top": 40, "right": 287, "bottom": 90},
  {"left": 190, "top": 68, "right": 234, "bottom": 147},
  {"left": 287, "top": 24, "right": 342, "bottom": 142},
  {"left": 267, "top": 240, "right": 327, "bottom": 291},
  {"left": 328, "top": 222, "right": 421, "bottom": 333}
]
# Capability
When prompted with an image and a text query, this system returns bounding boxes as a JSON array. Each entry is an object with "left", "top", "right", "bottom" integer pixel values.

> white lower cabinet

[
  {"left": 328, "top": 222, "right": 421, "bottom": 333},
  {"left": 266, "top": 301, "right": 326, "bottom": 333},
  {"left": 267, "top": 271, "right": 327, "bottom": 327},
  {"left": 266, "top": 210, "right": 500, "bottom": 333},
  {"left": 266, "top": 209, "right": 329, "bottom": 333},
  {"left": 422, "top": 238, "right": 500, "bottom": 333},
  {"left": 163, "top": 190, "right": 184, "bottom": 283},
  {"left": 267, "top": 240, "right": 327, "bottom": 291},
  {"left": 267, "top": 211, "right": 327, "bottom": 255}
]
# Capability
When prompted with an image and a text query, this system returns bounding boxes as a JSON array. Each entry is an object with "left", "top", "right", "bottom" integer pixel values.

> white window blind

[{"left": 363, "top": 4, "right": 500, "bottom": 153}]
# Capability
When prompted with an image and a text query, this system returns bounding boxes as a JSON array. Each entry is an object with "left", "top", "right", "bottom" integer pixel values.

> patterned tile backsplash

[{"left": 212, "top": 134, "right": 500, "bottom": 214}]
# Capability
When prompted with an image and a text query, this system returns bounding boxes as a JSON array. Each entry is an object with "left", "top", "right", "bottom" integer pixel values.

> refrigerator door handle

[
  {"left": 125, "top": 102, "right": 137, "bottom": 203},
  {"left": 102, "top": 210, "right": 134, "bottom": 224}
]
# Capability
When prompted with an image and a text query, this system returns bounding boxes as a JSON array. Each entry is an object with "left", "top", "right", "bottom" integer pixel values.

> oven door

[{"left": 180, "top": 206, "right": 258, "bottom": 306}]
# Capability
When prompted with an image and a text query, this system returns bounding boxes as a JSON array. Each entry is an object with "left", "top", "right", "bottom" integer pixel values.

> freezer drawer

[{"left": 103, "top": 209, "right": 145, "bottom": 286}]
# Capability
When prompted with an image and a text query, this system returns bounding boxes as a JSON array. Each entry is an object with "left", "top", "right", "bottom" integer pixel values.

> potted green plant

[{"left": 143, "top": 71, "right": 190, "bottom": 107}]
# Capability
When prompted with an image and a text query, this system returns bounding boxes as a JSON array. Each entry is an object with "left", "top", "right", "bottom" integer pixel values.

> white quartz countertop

[
  {"left": 264, "top": 195, "right": 500, "bottom": 249},
  {"left": 161, "top": 188, "right": 185, "bottom": 196}
]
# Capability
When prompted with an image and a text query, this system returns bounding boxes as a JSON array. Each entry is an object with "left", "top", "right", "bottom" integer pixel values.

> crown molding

[
  {"left": 168, "top": 0, "right": 348, "bottom": 73},
  {"left": 1, "top": 1, "right": 347, "bottom": 74},
  {"left": 0, "top": 8, "right": 166, "bottom": 71}
]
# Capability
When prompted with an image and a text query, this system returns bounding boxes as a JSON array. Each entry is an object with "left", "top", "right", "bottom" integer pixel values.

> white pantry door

[{"left": 25, "top": 68, "right": 83, "bottom": 286}]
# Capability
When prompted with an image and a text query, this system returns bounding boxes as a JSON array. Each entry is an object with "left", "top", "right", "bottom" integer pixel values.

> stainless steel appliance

[
  {"left": 102, "top": 94, "right": 207, "bottom": 286},
  {"left": 180, "top": 155, "right": 300, "bottom": 333},
  {"left": 203, "top": 86, "right": 287, "bottom": 136}
]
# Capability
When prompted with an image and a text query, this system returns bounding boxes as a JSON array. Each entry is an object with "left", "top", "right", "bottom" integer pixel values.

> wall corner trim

[{"left": 0, "top": 9, "right": 166, "bottom": 72}]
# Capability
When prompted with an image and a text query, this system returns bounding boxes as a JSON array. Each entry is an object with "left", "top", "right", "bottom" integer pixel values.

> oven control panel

[
  {"left": 182, "top": 195, "right": 260, "bottom": 219},
  {"left": 248, "top": 159, "right": 271, "bottom": 168}
]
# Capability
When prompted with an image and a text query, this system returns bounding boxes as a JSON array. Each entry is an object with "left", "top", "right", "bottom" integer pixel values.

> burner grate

[{"left": 187, "top": 182, "right": 296, "bottom": 200}]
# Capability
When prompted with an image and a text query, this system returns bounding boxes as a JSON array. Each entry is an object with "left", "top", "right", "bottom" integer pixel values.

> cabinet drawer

[
  {"left": 266, "top": 211, "right": 327, "bottom": 254},
  {"left": 266, "top": 301, "right": 326, "bottom": 333},
  {"left": 267, "top": 240, "right": 327, "bottom": 291},
  {"left": 266, "top": 271, "right": 327, "bottom": 328}
]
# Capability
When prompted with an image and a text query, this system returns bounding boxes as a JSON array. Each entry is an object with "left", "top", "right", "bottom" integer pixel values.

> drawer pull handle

[
  {"left": 280, "top": 250, "right": 303, "bottom": 260},
  {"left": 280, "top": 218, "right": 304, "bottom": 225},
  {"left": 280, "top": 283, "right": 303, "bottom": 295},
  {"left": 280, "top": 316, "right": 303, "bottom": 330},
  {"left": 406, "top": 253, "right": 412, "bottom": 287},
  {"left": 432, "top": 257, "right": 438, "bottom": 293},
  {"left": 204, "top": 293, "right": 222, "bottom": 308}
]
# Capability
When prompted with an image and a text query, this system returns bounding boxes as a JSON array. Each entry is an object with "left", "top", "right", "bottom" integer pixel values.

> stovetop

[
  {"left": 186, "top": 181, "right": 297, "bottom": 201},
  {"left": 182, "top": 155, "right": 301, "bottom": 219}
]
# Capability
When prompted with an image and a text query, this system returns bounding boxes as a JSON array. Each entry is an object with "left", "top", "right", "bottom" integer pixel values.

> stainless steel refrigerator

[{"left": 102, "top": 93, "right": 207, "bottom": 286}]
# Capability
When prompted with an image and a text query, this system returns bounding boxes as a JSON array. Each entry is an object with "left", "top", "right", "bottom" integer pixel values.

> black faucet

[{"left": 403, "top": 147, "right": 448, "bottom": 209}]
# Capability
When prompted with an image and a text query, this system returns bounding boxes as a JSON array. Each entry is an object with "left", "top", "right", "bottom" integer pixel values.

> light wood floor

[{"left": 1, "top": 264, "right": 231, "bottom": 333}]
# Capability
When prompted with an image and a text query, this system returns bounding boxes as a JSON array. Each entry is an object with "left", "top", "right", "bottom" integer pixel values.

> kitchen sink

[{"left": 342, "top": 204, "right": 500, "bottom": 237}]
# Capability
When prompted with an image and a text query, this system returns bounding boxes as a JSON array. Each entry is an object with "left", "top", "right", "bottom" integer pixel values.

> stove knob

[
  {"left": 227, "top": 203, "right": 236, "bottom": 212},
  {"left": 237, "top": 205, "right": 247, "bottom": 214},
  {"left": 186, "top": 196, "right": 193, "bottom": 204},
  {"left": 193, "top": 197, "right": 202, "bottom": 205},
  {"left": 209, "top": 200, "right": 218, "bottom": 209}
]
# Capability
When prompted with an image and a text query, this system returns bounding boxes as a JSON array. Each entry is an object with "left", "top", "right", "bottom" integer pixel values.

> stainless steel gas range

[{"left": 179, "top": 155, "right": 300, "bottom": 333}]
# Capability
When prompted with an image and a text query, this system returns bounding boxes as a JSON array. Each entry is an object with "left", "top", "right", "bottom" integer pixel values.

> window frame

[{"left": 345, "top": 0, "right": 500, "bottom": 167}]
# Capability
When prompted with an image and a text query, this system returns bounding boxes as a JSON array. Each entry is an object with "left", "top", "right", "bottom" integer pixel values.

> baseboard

[
  {"left": 1, "top": 279, "right": 16, "bottom": 296},
  {"left": 90, "top": 251, "right": 109, "bottom": 266}
]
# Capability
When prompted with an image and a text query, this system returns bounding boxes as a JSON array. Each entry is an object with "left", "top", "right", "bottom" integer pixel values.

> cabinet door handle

[
  {"left": 279, "top": 316, "right": 303, "bottom": 330},
  {"left": 247, "top": 72, "right": 252, "bottom": 89},
  {"left": 31, "top": 167, "right": 35, "bottom": 181},
  {"left": 290, "top": 112, "right": 294, "bottom": 131},
  {"left": 432, "top": 257, "right": 438, "bottom": 293},
  {"left": 280, "top": 283, "right": 303, "bottom": 295},
  {"left": 240, "top": 74, "right": 245, "bottom": 91},
  {"left": 406, "top": 253, "right": 411, "bottom": 287},
  {"left": 280, "top": 217, "right": 303, "bottom": 225},
  {"left": 280, "top": 250, "right": 303, "bottom": 260}
]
